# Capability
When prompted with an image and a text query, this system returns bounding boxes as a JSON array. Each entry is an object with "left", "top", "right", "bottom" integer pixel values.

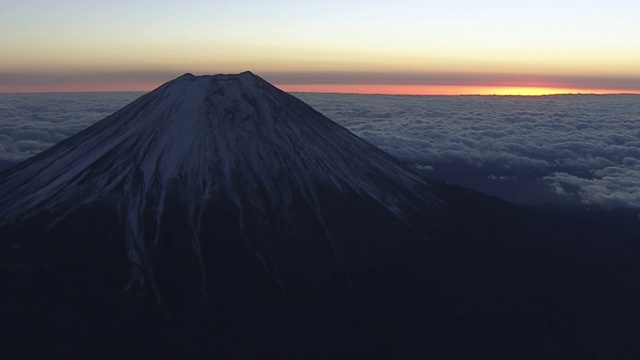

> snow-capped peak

[
  {"left": 0, "top": 72, "right": 437, "bottom": 223},
  {"left": 0, "top": 72, "right": 441, "bottom": 291}
]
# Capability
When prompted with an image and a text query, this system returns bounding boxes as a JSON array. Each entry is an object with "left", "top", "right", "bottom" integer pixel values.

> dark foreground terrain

[{"left": 2, "top": 194, "right": 639, "bottom": 359}]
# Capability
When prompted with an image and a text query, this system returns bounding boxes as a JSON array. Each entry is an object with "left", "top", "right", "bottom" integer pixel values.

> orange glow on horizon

[
  {"left": 2, "top": 81, "right": 638, "bottom": 96},
  {"left": 276, "top": 83, "right": 640, "bottom": 96},
  {"left": 473, "top": 86, "right": 639, "bottom": 96}
]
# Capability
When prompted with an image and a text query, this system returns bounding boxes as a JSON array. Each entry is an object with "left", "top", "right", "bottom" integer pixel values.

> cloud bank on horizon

[{"left": 1, "top": 92, "right": 639, "bottom": 209}]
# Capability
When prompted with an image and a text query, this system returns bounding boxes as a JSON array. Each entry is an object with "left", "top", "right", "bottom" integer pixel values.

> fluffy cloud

[
  {"left": 1, "top": 91, "right": 639, "bottom": 208},
  {"left": 544, "top": 164, "right": 640, "bottom": 208},
  {"left": 296, "top": 93, "right": 640, "bottom": 208},
  {"left": 0, "top": 92, "right": 142, "bottom": 168}
]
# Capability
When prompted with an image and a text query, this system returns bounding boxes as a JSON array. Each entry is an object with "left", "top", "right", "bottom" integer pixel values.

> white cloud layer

[
  {"left": 544, "top": 165, "right": 640, "bottom": 208},
  {"left": 0, "top": 92, "right": 142, "bottom": 164},
  {"left": 296, "top": 93, "right": 640, "bottom": 208},
  {"left": 1, "top": 92, "right": 639, "bottom": 208}
]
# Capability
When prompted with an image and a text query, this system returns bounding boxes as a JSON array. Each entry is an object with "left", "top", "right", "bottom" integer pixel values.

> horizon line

[
  {"left": 2, "top": 70, "right": 639, "bottom": 96},
  {"left": 2, "top": 89, "right": 639, "bottom": 97},
  {"left": 3, "top": 85, "right": 639, "bottom": 97}
]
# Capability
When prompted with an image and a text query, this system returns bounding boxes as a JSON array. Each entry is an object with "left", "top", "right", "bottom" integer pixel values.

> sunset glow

[
  {"left": 1, "top": 0, "right": 639, "bottom": 94},
  {"left": 277, "top": 84, "right": 640, "bottom": 96},
  {"left": 473, "top": 87, "right": 637, "bottom": 96}
]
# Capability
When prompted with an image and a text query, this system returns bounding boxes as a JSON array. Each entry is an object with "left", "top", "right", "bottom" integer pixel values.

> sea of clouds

[
  {"left": 0, "top": 92, "right": 142, "bottom": 168},
  {"left": 296, "top": 93, "right": 640, "bottom": 208},
  {"left": 1, "top": 92, "right": 638, "bottom": 208}
]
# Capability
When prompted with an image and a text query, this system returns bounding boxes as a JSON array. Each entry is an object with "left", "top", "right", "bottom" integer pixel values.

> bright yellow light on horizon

[
  {"left": 276, "top": 84, "right": 640, "bottom": 96},
  {"left": 474, "top": 87, "right": 630, "bottom": 96}
]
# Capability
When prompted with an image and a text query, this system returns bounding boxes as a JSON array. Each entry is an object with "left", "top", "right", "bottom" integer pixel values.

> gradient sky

[{"left": 1, "top": 0, "right": 639, "bottom": 94}]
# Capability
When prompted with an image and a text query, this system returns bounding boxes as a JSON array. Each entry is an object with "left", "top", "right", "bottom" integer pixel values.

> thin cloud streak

[
  {"left": 264, "top": 71, "right": 640, "bottom": 91},
  {"left": 2, "top": 70, "right": 639, "bottom": 94}
]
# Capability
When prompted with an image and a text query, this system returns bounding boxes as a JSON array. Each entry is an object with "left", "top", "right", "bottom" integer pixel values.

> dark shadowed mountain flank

[{"left": 1, "top": 72, "right": 639, "bottom": 359}]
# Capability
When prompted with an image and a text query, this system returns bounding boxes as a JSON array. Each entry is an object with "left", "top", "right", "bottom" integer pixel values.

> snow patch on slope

[{"left": 0, "top": 71, "right": 442, "bottom": 292}]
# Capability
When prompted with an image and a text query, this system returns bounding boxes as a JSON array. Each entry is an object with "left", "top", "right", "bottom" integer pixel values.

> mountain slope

[
  {"left": 1, "top": 72, "right": 639, "bottom": 359},
  {"left": 0, "top": 72, "right": 445, "bottom": 296}
]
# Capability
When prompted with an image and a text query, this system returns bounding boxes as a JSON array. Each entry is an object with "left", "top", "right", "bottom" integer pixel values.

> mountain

[
  {"left": 0, "top": 72, "right": 444, "bottom": 292},
  {"left": 1, "top": 72, "right": 639, "bottom": 358}
]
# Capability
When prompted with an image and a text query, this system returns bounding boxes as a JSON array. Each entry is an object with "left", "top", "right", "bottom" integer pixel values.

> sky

[{"left": 1, "top": 0, "right": 639, "bottom": 95}]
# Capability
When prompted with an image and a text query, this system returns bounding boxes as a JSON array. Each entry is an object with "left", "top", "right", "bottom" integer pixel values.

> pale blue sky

[{"left": 1, "top": 0, "right": 639, "bottom": 93}]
